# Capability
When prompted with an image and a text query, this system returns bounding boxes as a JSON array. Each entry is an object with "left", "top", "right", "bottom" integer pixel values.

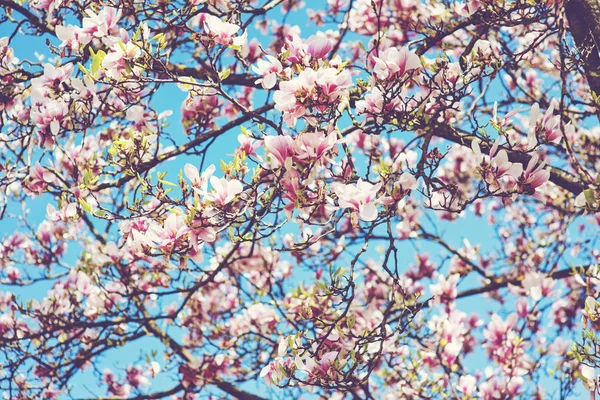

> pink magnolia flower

[
  {"left": 30, "top": 0, "right": 62, "bottom": 14},
  {"left": 294, "top": 129, "right": 338, "bottom": 161},
  {"left": 235, "top": 134, "right": 262, "bottom": 158},
  {"left": 203, "top": 15, "right": 242, "bottom": 46},
  {"left": 181, "top": 91, "right": 222, "bottom": 132},
  {"left": 529, "top": 102, "right": 561, "bottom": 145},
  {"left": 81, "top": 7, "right": 122, "bottom": 40},
  {"left": 264, "top": 135, "right": 295, "bottom": 168},
  {"left": 372, "top": 46, "right": 420, "bottom": 81},
  {"left": 520, "top": 271, "right": 555, "bottom": 301},
  {"left": 315, "top": 68, "right": 352, "bottom": 100},
  {"left": 280, "top": 168, "right": 301, "bottom": 220},
  {"left": 184, "top": 163, "right": 215, "bottom": 195},
  {"left": 483, "top": 313, "right": 518, "bottom": 352},
  {"left": 102, "top": 41, "right": 141, "bottom": 80},
  {"left": 30, "top": 99, "right": 69, "bottom": 148},
  {"left": 457, "top": 375, "right": 477, "bottom": 396},
  {"left": 252, "top": 55, "right": 283, "bottom": 89},
  {"left": 520, "top": 154, "right": 550, "bottom": 193},
  {"left": 527, "top": 103, "right": 540, "bottom": 148},
  {"left": 32, "top": 63, "right": 73, "bottom": 92},
  {"left": 188, "top": 233, "right": 206, "bottom": 264},
  {"left": 125, "top": 365, "right": 149, "bottom": 388},
  {"left": 282, "top": 34, "right": 308, "bottom": 64},
  {"left": 207, "top": 176, "right": 243, "bottom": 206},
  {"left": 273, "top": 67, "right": 352, "bottom": 126},
  {"left": 541, "top": 103, "right": 562, "bottom": 143},
  {"left": 394, "top": 173, "right": 418, "bottom": 194},
  {"left": 302, "top": 351, "right": 338, "bottom": 377},
  {"left": 260, "top": 358, "right": 285, "bottom": 386},
  {"left": 55, "top": 24, "right": 85, "bottom": 50},
  {"left": 472, "top": 139, "right": 523, "bottom": 191},
  {"left": 429, "top": 273, "right": 459, "bottom": 306},
  {"left": 580, "top": 364, "right": 598, "bottom": 391},
  {"left": 491, "top": 101, "right": 520, "bottom": 129},
  {"left": 46, "top": 202, "right": 78, "bottom": 222},
  {"left": 146, "top": 214, "right": 190, "bottom": 252},
  {"left": 463, "top": 0, "right": 482, "bottom": 14},
  {"left": 332, "top": 179, "right": 382, "bottom": 222},
  {"left": 356, "top": 86, "right": 384, "bottom": 115},
  {"left": 489, "top": 145, "right": 523, "bottom": 181},
  {"left": 25, "top": 163, "right": 55, "bottom": 195},
  {"left": 307, "top": 38, "right": 332, "bottom": 59}
]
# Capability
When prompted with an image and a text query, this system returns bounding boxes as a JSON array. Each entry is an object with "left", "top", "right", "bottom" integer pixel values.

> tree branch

[
  {"left": 133, "top": 300, "right": 267, "bottom": 400},
  {"left": 0, "top": 0, "right": 55, "bottom": 34},
  {"left": 428, "top": 122, "right": 586, "bottom": 195},
  {"left": 565, "top": 0, "right": 600, "bottom": 110},
  {"left": 166, "top": 64, "right": 260, "bottom": 88},
  {"left": 92, "top": 103, "right": 274, "bottom": 192}
]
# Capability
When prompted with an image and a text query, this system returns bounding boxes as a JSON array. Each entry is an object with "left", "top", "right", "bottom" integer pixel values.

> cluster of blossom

[{"left": 1, "top": 0, "right": 599, "bottom": 398}]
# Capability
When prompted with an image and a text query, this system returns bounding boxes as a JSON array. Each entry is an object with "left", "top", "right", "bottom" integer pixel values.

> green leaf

[
  {"left": 584, "top": 189, "right": 597, "bottom": 207},
  {"left": 78, "top": 198, "right": 92, "bottom": 213},
  {"left": 219, "top": 67, "right": 231, "bottom": 81},
  {"left": 77, "top": 62, "right": 90, "bottom": 77},
  {"left": 347, "top": 314, "right": 356, "bottom": 330},
  {"left": 91, "top": 50, "right": 106, "bottom": 78}
]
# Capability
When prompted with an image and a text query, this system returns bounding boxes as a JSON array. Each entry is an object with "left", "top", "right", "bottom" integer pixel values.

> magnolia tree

[{"left": 1, "top": 0, "right": 600, "bottom": 398}]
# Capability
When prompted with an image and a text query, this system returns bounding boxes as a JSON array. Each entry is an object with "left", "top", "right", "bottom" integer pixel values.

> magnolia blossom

[
  {"left": 430, "top": 273, "right": 460, "bottom": 306},
  {"left": 529, "top": 101, "right": 561, "bottom": 145},
  {"left": 184, "top": 163, "right": 215, "bottom": 195},
  {"left": 294, "top": 130, "right": 338, "bottom": 161},
  {"left": 236, "top": 134, "right": 262, "bottom": 158},
  {"left": 30, "top": 99, "right": 69, "bottom": 148},
  {"left": 307, "top": 38, "right": 332, "bottom": 59},
  {"left": 252, "top": 55, "right": 283, "bottom": 89},
  {"left": 82, "top": 7, "right": 122, "bottom": 40},
  {"left": 580, "top": 364, "right": 597, "bottom": 391},
  {"left": 372, "top": 46, "right": 420, "bottom": 81},
  {"left": 273, "top": 67, "right": 352, "bottom": 126},
  {"left": 259, "top": 358, "right": 286, "bottom": 386},
  {"left": 491, "top": 101, "right": 520, "bottom": 129},
  {"left": 356, "top": 86, "right": 406, "bottom": 121},
  {"left": 282, "top": 33, "right": 309, "bottom": 64},
  {"left": 203, "top": 15, "right": 243, "bottom": 46},
  {"left": 472, "top": 139, "right": 523, "bottom": 191},
  {"left": 394, "top": 173, "right": 418, "bottom": 194},
  {"left": 32, "top": 63, "right": 73, "bottom": 92},
  {"left": 527, "top": 103, "right": 541, "bottom": 148},
  {"left": 332, "top": 179, "right": 382, "bottom": 222},
  {"left": 520, "top": 271, "right": 555, "bottom": 301},
  {"left": 146, "top": 214, "right": 189, "bottom": 252},
  {"left": 207, "top": 176, "right": 243, "bottom": 206},
  {"left": 457, "top": 375, "right": 477, "bottom": 396},
  {"left": 25, "top": 163, "right": 55, "bottom": 195},
  {"left": 264, "top": 135, "right": 294, "bottom": 168},
  {"left": 520, "top": 154, "right": 550, "bottom": 193},
  {"left": 102, "top": 41, "right": 141, "bottom": 80},
  {"left": 300, "top": 351, "right": 338, "bottom": 378}
]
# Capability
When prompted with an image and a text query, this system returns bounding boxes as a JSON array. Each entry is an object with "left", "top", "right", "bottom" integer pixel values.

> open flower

[
  {"left": 273, "top": 67, "right": 352, "bottom": 126},
  {"left": 520, "top": 154, "right": 550, "bottom": 193},
  {"left": 264, "top": 135, "right": 294, "bottom": 168},
  {"left": 207, "top": 176, "right": 243, "bottom": 206},
  {"left": 203, "top": 15, "right": 242, "bottom": 46},
  {"left": 333, "top": 179, "right": 382, "bottom": 221},
  {"left": 372, "top": 46, "right": 420, "bottom": 81},
  {"left": 252, "top": 55, "right": 283, "bottom": 89},
  {"left": 184, "top": 163, "right": 215, "bottom": 195}
]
